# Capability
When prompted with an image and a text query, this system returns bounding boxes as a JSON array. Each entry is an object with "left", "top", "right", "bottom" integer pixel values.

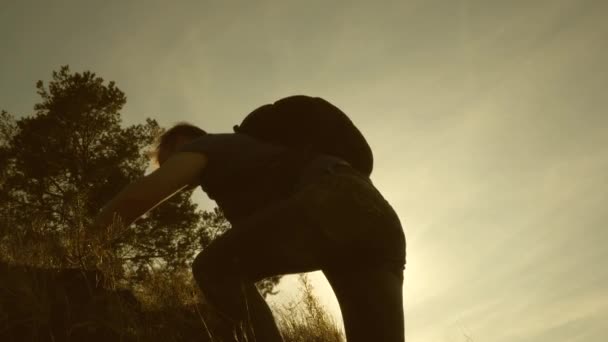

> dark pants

[{"left": 192, "top": 160, "right": 406, "bottom": 342}]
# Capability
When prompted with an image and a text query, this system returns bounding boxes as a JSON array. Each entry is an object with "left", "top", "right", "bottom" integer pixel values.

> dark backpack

[{"left": 233, "top": 95, "right": 374, "bottom": 176}]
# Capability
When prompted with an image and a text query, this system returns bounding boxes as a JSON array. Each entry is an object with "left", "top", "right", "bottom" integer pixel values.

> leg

[
  {"left": 192, "top": 235, "right": 289, "bottom": 342},
  {"left": 308, "top": 165, "right": 406, "bottom": 341},
  {"left": 192, "top": 187, "right": 333, "bottom": 341},
  {"left": 324, "top": 266, "right": 405, "bottom": 342},
  {"left": 193, "top": 164, "right": 406, "bottom": 341}
]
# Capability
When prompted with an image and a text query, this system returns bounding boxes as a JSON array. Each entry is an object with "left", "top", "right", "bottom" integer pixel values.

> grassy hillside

[{"left": 0, "top": 259, "right": 344, "bottom": 342}]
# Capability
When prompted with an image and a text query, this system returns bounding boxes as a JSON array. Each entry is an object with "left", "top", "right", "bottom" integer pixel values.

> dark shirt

[{"left": 179, "top": 133, "right": 317, "bottom": 223}]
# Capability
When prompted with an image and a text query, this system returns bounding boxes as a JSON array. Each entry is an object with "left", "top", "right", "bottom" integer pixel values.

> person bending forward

[{"left": 93, "top": 123, "right": 406, "bottom": 342}]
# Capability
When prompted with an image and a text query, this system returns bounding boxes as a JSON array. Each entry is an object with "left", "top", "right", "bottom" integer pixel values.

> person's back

[{"left": 179, "top": 132, "right": 318, "bottom": 223}]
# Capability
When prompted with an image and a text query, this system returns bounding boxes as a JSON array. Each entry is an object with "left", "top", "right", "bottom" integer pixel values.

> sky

[{"left": 1, "top": 0, "right": 607, "bottom": 341}]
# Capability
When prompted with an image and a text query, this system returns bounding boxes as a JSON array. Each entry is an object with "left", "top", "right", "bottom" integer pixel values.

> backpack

[{"left": 233, "top": 95, "right": 374, "bottom": 176}]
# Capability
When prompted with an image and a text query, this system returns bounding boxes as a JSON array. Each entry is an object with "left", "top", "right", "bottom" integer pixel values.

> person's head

[{"left": 150, "top": 122, "right": 206, "bottom": 166}]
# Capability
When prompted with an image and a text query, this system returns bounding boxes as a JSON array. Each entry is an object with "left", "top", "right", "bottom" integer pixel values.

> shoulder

[
  {"left": 145, "top": 151, "right": 208, "bottom": 193},
  {"left": 181, "top": 133, "right": 254, "bottom": 148},
  {"left": 180, "top": 133, "right": 276, "bottom": 155}
]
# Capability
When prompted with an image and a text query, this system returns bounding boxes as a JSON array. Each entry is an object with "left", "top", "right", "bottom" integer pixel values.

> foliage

[
  {"left": 0, "top": 66, "right": 292, "bottom": 342},
  {"left": 0, "top": 66, "right": 213, "bottom": 283}
]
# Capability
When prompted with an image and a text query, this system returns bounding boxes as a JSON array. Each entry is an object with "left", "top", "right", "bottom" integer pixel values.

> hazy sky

[{"left": 1, "top": 1, "right": 607, "bottom": 341}]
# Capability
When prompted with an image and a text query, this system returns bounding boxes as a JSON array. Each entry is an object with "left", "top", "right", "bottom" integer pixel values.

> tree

[
  {"left": 0, "top": 111, "right": 17, "bottom": 257},
  {"left": 0, "top": 66, "right": 206, "bottom": 278},
  {"left": 0, "top": 110, "right": 16, "bottom": 204},
  {"left": 0, "top": 66, "right": 281, "bottom": 295}
]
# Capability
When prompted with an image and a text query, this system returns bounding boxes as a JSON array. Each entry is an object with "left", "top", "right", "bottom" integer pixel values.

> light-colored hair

[{"left": 149, "top": 122, "right": 206, "bottom": 164}]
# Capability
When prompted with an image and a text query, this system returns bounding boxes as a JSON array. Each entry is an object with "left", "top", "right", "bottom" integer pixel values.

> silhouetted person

[{"left": 93, "top": 102, "right": 406, "bottom": 341}]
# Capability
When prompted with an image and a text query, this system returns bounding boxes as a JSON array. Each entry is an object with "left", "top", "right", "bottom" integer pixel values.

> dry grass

[
  {"left": 273, "top": 274, "right": 345, "bottom": 342},
  {"left": 0, "top": 217, "right": 344, "bottom": 341}
]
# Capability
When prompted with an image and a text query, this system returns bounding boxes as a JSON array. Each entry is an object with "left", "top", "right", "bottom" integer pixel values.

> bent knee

[
  {"left": 192, "top": 251, "right": 221, "bottom": 286},
  {"left": 191, "top": 251, "right": 209, "bottom": 281},
  {"left": 191, "top": 252, "right": 248, "bottom": 320},
  {"left": 192, "top": 251, "right": 242, "bottom": 289}
]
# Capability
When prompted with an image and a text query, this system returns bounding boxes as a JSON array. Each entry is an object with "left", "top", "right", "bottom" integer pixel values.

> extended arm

[{"left": 91, "top": 152, "right": 207, "bottom": 234}]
